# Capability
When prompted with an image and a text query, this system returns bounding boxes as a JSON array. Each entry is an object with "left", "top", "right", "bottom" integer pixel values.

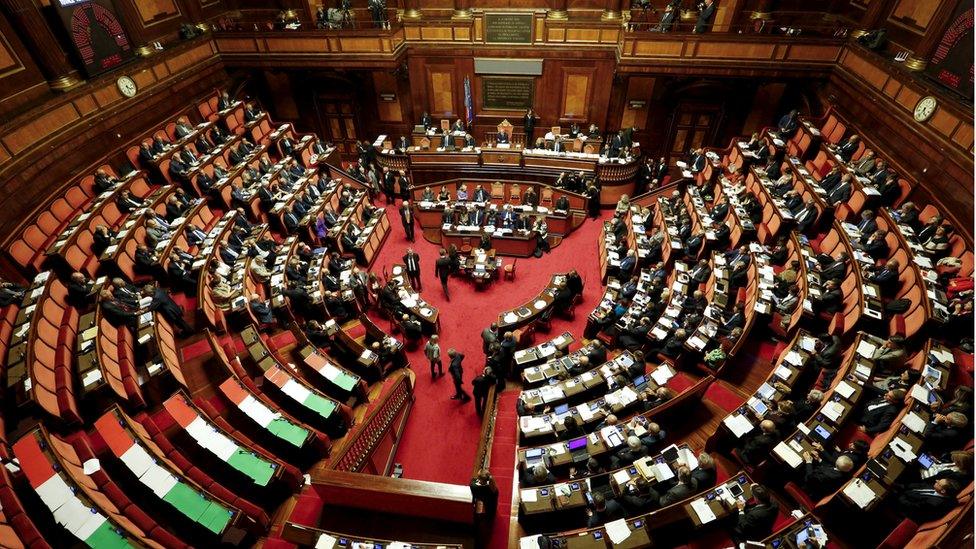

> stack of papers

[
  {"left": 843, "top": 479, "right": 877, "bottom": 508},
  {"left": 691, "top": 499, "right": 717, "bottom": 523}
]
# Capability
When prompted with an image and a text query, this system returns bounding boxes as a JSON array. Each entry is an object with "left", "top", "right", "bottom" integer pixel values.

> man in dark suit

[
  {"left": 523, "top": 108, "right": 536, "bottom": 145},
  {"left": 820, "top": 253, "right": 849, "bottom": 281},
  {"left": 856, "top": 210, "right": 878, "bottom": 235},
  {"left": 654, "top": 4, "right": 677, "bottom": 31},
  {"left": 812, "top": 280, "right": 843, "bottom": 315},
  {"left": 690, "top": 260, "right": 712, "bottom": 284},
  {"left": 144, "top": 283, "right": 193, "bottom": 335},
  {"left": 656, "top": 466, "right": 699, "bottom": 506},
  {"left": 738, "top": 420, "right": 779, "bottom": 465},
  {"left": 471, "top": 367, "right": 495, "bottom": 416},
  {"left": 249, "top": 293, "right": 275, "bottom": 326},
  {"left": 827, "top": 175, "right": 853, "bottom": 206},
  {"left": 835, "top": 134, "right": 860, "bottom": 162},
  {"left": 859, "top": 229, "right": 890, "bottom": 260},
  {"left": 67, "top": 272, "right": 96, "bottom": 307},
  {"left": 923, "top": 412, "right": 969, "bottom": 455},
  {"left": 435, "top": 249, "right": 452, "bottom": 301},
  {"left": 695, "top": 0, "right": 716, "bottom": 33},
  {"left": 447, "top": 349, "right": 470, "bottom": 402},
  {"left": 857, "top": 388, "right": 906, "bottom": 435},
  {"left": 586, "top": 493, "right": 624, "bottom": 528},
  {"left": 608, "top": 131, "right": 624, "bottom": 158},
  {"left": 99, "top": 289, "right": 137, "bottom": 329},
  {"left": 800, "top": 452, "right": 854, "bottom": 501},
  {"left": 895, "top": 479, "right": 962, "bottom": 523},
  {"left": 403, "top": 248, "right": 422, "bottom": 290},
  {"left": 793, "top": 199, "right": 818, "bottom": 233},
  {"left": 731, "top": 485, "right": 779, "bottom": 543},
  {"left": 400, "top": 201, "right": 416, "bottom": 241},
  {"left": 865, "top": 259, "right": 899, "bottom": 295}
]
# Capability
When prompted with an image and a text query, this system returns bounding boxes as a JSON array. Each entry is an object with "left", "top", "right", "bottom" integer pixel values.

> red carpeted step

[
  {"left": 180, "top": 337, "right": 212, "bottom": 363},
  {"left": 667, "top": 372, "right": 695, "bottom": 393},
  {"left": 271, "top": 330, "right": 297, "bottom": 349},
  {"left": 704, "top": 382, "right": 745, "bottom": 414}
]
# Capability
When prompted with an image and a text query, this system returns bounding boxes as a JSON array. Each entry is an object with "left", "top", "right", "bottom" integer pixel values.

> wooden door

[
  {"left": 666, "top": 104, "right": 723, "bottom": 165},
  {"left": 315, "top": 97, "right": 361, "bottom": 157}
]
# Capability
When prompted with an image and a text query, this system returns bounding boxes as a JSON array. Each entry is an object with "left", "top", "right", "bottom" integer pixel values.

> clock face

[
  {"left": 117, "top": 76, "right": 137, "bottom": 97},
  {"left": 914, "top": 96, "right": 937, "bottom": 122}
]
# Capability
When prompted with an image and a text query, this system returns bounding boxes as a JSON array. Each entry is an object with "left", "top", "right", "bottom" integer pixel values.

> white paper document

[
  {"left": 691, "top": 498, "right": 717, "bottom": 523},
  {"left": 605, "top": 518, "right": 632, "bottom": 544}
]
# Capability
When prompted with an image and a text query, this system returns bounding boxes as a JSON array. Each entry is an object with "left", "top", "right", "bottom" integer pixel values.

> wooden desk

[{"left": 497, "top": 273, "right": 565, "bottom": 332}]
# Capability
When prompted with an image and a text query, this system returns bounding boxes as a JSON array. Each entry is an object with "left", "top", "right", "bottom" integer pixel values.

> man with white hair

[{"left": 801, "top": 451, "right": 854, "bottom": 500}]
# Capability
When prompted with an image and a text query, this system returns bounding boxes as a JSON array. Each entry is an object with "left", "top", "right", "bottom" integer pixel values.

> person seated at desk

[
  {"left": 523, "top": 187, "right": 539, "bottom": 207},
  {"left": 420, "top": 186, "right": 435, "bottom": 202},
  {"left": 525, "top": 464, "right": 555, "bottom": 487},
  {"left": 587, "top": 123, "right": 600, "bottom": 138},
  {"left": 471, "top": 184, "right": 489, "bottom": 202},
  {"left": 800, "top": 452, "right": 855, "bottom": 501},
  {"left": 653, "top": 466, "right": 699, "bottom": 508},
  {"left": 463, "top": 133, "right": 477, "bottom": 148},
  {"left": 922, "top": 226, "right": 951, "bottom": 257},
  {"left": 495, "top": 129, "right": 510, "bottom": 144},
  {"left": 856, "top": 387, "right": 906, "bottom": 435},
  {"left": 436, "top": 185, "right": 451, "bottom": 202},
  {"left": 895, "top": 478, "right": 963, "bottom": 523},
  {"left": 93, "top": 169, "right": 121, "bottom": 193},
  {"left": 554, "top": 194, "right": 570, "bottom": 212},
  {"left": 923, "top": 412, "right": 970, "bottom": 455},
  {"left": 737, "top": 419, "right": 779, "bottom": 466},
  {"left": 456, "top": 185, "right": 469, "bottom": 201},
  {"left": 586, "top": 493, "right": 625, "bottom": 528},
  {"left": 891, "top": 202, "right": 920, "bottom": 230},
  {"left": 421, "top": 111, "right": 433, "bottom": 130},
  {"left": 919, "top": 450, "right": 974, "bottom": 486},
  {"left": 731, "top": 485, "right": 779, "bottom": 544},
  {"left": 451, "top": 119, "right": 466, "bottom": 134},
  {"left": 151, "top": 135, "right": 170, "bottom": 155},
  {"left": 829, "top": 133, "right": 861, "bottom": 163},
  {"left": 497, "top": 205, "right": 518, "bottom": 228}
]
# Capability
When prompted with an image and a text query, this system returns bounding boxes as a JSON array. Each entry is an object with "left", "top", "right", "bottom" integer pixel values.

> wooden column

[
  {"left": 403, "top": 0, "right": 421, "bottom": 19},
  {"left": 859, "top": 0, "right": 896, "bottom": 30},
  {"left": 904, "top": 0, "right": 960, "bottom": 70},
  {"left": 548, "top": 0, "right": 567, "bottom": 20},
  {"left": 601, "top": 0, "right": 623, "bottom": 21},
  {"left": 452, "top": 0, "right": 471, "bottom": 18},
  {"left": 0, "top": 0, "right": 83, "bottom": 90}
]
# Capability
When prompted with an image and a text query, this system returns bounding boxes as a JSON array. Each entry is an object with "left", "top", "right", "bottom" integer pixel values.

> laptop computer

[
  {"left": 567, "top": 437, "right": 589, "bottom": 463},
  {"left": 589, "top": 473, "right": 613, "bottom": 499}
]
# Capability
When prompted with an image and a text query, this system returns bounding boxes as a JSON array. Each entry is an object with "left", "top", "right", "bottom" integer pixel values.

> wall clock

[
  {"left": 913, "top": 96, "right": 938, "bottom": 122},
  {"left": 117, "top": 75, "right": 137, "bottom": 98}
]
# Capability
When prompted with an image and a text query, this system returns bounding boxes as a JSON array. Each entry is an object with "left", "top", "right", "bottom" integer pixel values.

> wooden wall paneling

[
  {"left": 560, "top": 67, "right": 593, "bottom": 120},
  {"left": 888, "top": 0, "right": 942, "bottom": 33},
  {"left": 373, "top": 71, "right": 404, "bottom": 123},
  {"left": 619, "top": 76, "right": 655, "bottom": 131},
  {"left": 0, "top": 38, "right": 224, "bottom": 252},
  {"left": 0, "top": 11, "right": 49, "bottom": 117},
  {"left": 424, "top": 64, "right": 458, "bottom": 119},
  {"left": 741, "top": 82, "right": 786, "bottom": 134},
  {"left": 112, "top": 0, "right": 191, "bottom": 46}
]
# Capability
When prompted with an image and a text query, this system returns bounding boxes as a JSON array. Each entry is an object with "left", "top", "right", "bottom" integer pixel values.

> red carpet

[{"left": 367, "top": 199, "right": 612, "bottom": 486}]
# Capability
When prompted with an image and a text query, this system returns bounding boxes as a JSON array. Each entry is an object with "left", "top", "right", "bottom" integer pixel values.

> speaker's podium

[{"left": 483, "top": 120, "right": 520, "bottom": 166}]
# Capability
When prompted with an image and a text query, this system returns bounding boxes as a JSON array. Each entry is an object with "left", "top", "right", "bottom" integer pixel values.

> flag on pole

[{"left": 464, "top": 76, "right": 474, "bottom": 127}]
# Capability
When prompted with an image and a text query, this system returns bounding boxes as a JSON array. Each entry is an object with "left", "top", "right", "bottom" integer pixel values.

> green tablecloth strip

[
  {"left": 268, "top": 417, "right": 310, "bottom": 447},
  {"left": 227, "top": 449, "right": 276, "bottom": 486},
  {"left": 305, "top": 394, "right": 337, "bottom": 419},
  {"left": 85, "top": 522, "right": 135, "bottom": 549}
]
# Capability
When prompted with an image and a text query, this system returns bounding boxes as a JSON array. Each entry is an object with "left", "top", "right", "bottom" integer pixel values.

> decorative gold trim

[
  {"left": 600, "top": 10, "right": 621, "bottom": 21},
  {"left": 49, "top": 75, "right": 83, "bottom": 92},
  {"left": 850, "top": 29, "right": 868, "bottom": 39},
  {"left": 135, "top": 45, "right": 155, "bottom": 57},
  {"left": 547, "top": 9, "right": 568, "bottom": 20},
  {"left": 452, "top": 9, "right": 472, "bottom": 19},
  {"left": 904, "top": 56, "right": 928, "bottom": 71},
  {"left": 750, "top": 11, "right": 772, "bottom": 20},
  {"left": 402, "top": 9, "right": 421, "bottom": 20},
  {"left": 680, "top": 9, "right": 698, "bottom": 21}
]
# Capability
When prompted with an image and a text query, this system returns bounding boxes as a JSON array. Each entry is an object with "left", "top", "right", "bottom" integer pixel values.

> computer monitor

[{"left": 554, "top": 404, "right": 570, "bottom": 415}]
